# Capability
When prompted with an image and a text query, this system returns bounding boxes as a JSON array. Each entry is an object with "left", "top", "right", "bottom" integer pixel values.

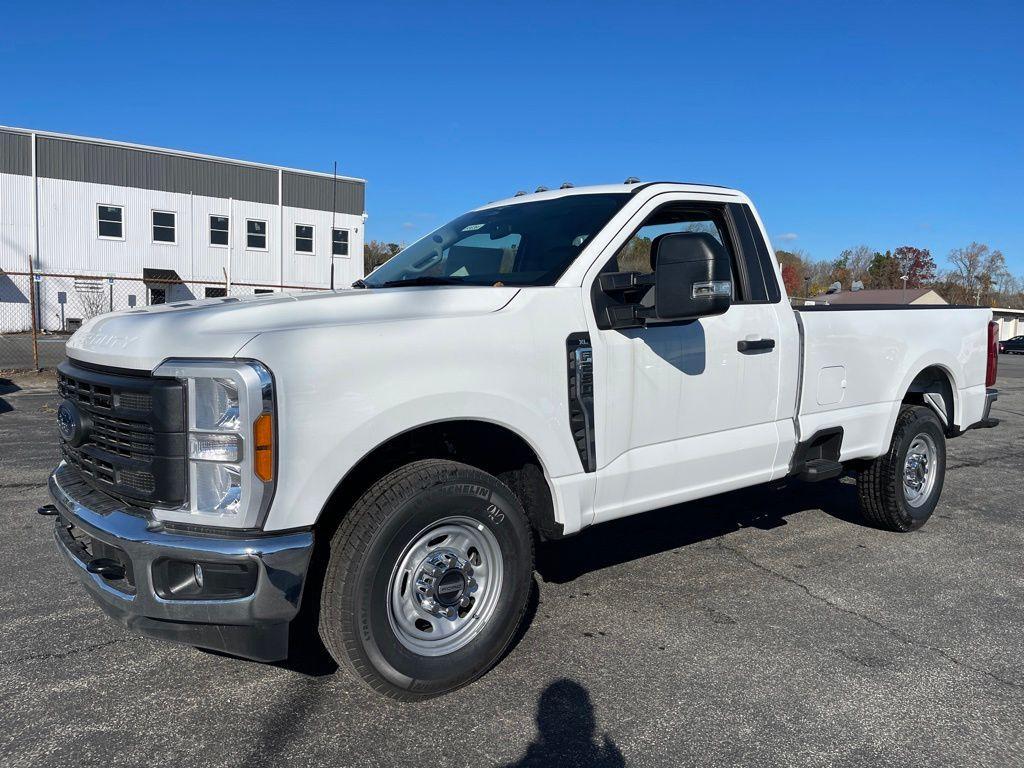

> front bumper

[{"left": 48, "top": 463, "right": 313, "bottom": 662}]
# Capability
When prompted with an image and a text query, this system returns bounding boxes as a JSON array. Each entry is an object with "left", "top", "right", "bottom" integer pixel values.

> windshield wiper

[
  {"left": 351, "top": 278, "right": 367, "bottom": 289},
  {"left": 377, "top": 276, "right": 469, "bottom": 288}
]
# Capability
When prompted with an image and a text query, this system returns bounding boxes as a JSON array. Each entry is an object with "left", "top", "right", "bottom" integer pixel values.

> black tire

[
  {"left": 857, "top": 405, "right": 946, "bottom": 532},
  {"left": 319, "top": 459, "right": 534, "bottom": 700}
]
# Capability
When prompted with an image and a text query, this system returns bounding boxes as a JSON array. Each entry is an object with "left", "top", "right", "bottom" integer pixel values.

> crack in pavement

[
  {"left": 992, "top": 406, "right": 1024, "bottom": 418},
  {"left": 2, "top": 637, "right": 132, "bottom": 667},
  {"left": 715, "top": 539, "right": 1024, "bottom": 693},
  {"left": 947, "top": 448, "right": 1024, "bottom": 471}
]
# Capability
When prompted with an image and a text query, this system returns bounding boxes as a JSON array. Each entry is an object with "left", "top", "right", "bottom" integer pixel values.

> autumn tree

[
  {"left": 892, "top": 246, "right": 936, "bottom": 288},
  {"left": 775, "top": 250, "right": 807, "bottom": 296},
  {"left": 780, "top": 262, "right": 803, "bottom": 296}
]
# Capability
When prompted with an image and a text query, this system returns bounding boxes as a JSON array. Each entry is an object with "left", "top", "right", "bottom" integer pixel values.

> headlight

[{"left": 152, "top": 359, "right": 275, "bottom": 529}]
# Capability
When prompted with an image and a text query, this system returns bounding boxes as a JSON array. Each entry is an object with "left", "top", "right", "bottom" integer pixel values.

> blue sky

[{"left": 2, "top": 1, "right": 1022, "bottom": 272}]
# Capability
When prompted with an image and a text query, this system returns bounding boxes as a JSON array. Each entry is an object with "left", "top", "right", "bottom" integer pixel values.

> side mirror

[
  {"left": 649, "top": 232, "right": 732, "bottom": 321},
  {"left": 598, "top": 232, "right": 732, "bottom": 329}
]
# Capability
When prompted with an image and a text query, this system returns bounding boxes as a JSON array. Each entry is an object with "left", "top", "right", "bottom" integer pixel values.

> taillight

[{"left": 987, "top": 321, "right": 999, "bottom": 387}]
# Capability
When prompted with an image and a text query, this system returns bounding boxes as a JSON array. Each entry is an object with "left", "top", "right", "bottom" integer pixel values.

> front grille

[
  {"left": 62, "top": 443, "right": 116, "bottom": 484},
  {"left": 56, "top": 360, "right": 187, "bottom": 508},
  {"left": 58, "top": 373, "right": 114, "bottom": 409},
  {"left": 90, "top": 413, "right": 155, "bottom": 459}
]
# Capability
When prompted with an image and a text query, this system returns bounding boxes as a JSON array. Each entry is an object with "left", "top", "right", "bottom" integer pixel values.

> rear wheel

[
  {"left": 319, "top": 459, "right": 534, "bottom": 700},
  {"left": 857, "top": 405, "right": 947, "bottom": 531}
]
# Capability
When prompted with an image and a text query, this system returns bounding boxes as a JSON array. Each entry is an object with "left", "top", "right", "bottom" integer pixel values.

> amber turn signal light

[{"left": 253, "top": 412, "right": 274, "bottom": 482}]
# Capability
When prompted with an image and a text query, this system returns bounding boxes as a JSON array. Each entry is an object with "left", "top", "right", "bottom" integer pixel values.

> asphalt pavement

[{"left": 1, "top": 358, "right": 1023, "bottom": 767}]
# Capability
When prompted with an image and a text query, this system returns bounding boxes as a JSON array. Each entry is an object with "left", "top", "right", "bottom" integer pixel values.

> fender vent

[{"left": 567, "top": 333, "right": 596, "bottom": 472}]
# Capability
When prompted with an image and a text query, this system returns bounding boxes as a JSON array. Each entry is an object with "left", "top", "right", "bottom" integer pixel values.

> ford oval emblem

[{"left": 57, "top": 399, "right": 90, "bottom": 447}]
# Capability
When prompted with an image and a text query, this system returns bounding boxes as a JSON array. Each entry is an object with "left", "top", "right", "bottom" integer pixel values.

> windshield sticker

[{"left": 462, "top": 223, "right": 485, "bottom": 231}]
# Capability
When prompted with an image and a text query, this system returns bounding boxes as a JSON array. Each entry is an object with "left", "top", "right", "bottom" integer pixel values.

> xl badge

[{"left": 57, "top": 399, "right": 90, "bottom": 447}]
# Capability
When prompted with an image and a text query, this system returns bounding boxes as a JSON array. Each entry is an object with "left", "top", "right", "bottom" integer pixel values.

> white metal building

[{"left": 0, "top": 126, "right": 366, "bottom": 330}]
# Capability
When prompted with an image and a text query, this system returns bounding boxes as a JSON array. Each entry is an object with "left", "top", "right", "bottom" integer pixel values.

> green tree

[{"left": 868, "top": 250, "right": 902, "bottom": 289}]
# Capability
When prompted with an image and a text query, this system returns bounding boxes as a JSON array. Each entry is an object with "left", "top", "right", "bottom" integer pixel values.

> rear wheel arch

[{"left": 902, "top": 364, "right": 959, "bottom": 433}]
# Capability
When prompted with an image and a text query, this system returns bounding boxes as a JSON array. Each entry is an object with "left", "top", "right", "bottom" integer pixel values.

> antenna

[
  {"left": 559, "top": 182, "right": 574, "bottom": 189},
  {"left": 535, "top": 186, "right": 549, "bottom": 193},
  {"left": 330, "top": 160, "right": 338, "bottom": 290},
  {"left": 623, "top": 176, "right": 640, "bottom": 184},
  {"left": 514, "top": 191, "right": 527, "bottom": 197}
]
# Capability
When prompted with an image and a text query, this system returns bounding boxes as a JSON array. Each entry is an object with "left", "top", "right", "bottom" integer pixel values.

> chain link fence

[{"left": 0, "top": 270, "right": 327, "bottom": 371}]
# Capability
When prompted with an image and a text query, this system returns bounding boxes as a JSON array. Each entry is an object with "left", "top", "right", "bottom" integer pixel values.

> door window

[{"left": 611, "top": 210, "right": 730, "bottom": 279}]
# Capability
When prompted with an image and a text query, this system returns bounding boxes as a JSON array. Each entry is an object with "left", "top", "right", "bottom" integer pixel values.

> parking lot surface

[
  {"left": 0, "top": 334, "right": 68, "bottom": 372},
  {"left": 2, "top": 358, "right": 1023, "bottom": 768}
]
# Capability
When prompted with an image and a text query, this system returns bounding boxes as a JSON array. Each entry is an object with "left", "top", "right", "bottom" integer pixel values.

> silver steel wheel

[
  {"left": 902, "top": 432, "right": 939, "bottom": 508},
  {"left": 387, "top": 516, "right": 504, "bottom": 657}
]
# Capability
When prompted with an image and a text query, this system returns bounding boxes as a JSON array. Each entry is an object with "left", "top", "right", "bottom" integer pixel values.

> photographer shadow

[{"left": 503, "top": 678, "right": 625, "bottom": 768}]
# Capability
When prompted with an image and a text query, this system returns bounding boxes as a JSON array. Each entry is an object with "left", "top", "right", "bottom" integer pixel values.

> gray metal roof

[{"left": 0, "top": 126, "right": 365, "bottom": 215}]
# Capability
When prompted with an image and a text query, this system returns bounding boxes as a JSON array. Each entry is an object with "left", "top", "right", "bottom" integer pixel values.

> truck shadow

[
  {"left": 537, "top": 477, "right": 863, "bottom": 584},
  {"left": 278, "top": 478, "right": 863, "bottom": 674},
  {"left": 0, "top": 377, "right": 20, "bottom": 414}
]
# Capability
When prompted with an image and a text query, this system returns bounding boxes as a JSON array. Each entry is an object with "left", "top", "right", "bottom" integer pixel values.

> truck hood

[{"left": 66, "top": 286, "right": 521, "bottom": 371}]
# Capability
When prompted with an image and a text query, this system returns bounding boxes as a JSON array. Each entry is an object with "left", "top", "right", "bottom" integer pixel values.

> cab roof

[{"left": 479, "top": 181, "right": 747, "bottom": 210}]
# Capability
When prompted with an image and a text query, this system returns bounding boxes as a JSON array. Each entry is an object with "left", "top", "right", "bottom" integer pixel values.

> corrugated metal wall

[
  {"left": 10, "top": 133, "right": 366, "bottom": 215},
  {"left": 1, "top": 129, "right": 366, "bottom": 306},
  {"left": 26, "top": 176, "right": 364, "bottom": 286},
  {"left": 0, "top": 130, "right": 31, "bottom": 176},
  {"left": 0, "top": 172, "right": 34, "bottom": 270},
  {"left": 282, "top": 171, "right": 364, "bottom": 215},
  {"left": 37, "top": 137, "right": 279, "bottom": 205}
]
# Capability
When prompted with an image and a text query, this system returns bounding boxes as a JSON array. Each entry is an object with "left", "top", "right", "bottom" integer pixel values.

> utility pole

[{"left": 330, "top": 160, "right": 338, "bottom": 290}]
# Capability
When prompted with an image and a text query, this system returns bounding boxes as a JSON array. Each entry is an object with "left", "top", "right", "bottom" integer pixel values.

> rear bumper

[
  {"left": 960, "top": 387, "right": 999, "bottom": 432},
  {"left": 48, "top": 463, "right": 313, "bottom": 661},
  {"left": 977, "top": 387, "right": 999, "bottom": 429}
]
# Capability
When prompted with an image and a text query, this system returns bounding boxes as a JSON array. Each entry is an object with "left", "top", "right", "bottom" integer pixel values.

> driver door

[{"left": 587, "top": 197, "right": 782, "bottom": 523}]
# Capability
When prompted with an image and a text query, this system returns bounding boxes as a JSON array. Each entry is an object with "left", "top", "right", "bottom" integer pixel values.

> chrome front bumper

[{"left": 48, "top": 463, "right": 313, "bottom": 661}]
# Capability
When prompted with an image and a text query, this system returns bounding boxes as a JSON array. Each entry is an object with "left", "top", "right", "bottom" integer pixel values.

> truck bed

[{"left": 792, "top": 305, "right": 991, "bottom": 462}]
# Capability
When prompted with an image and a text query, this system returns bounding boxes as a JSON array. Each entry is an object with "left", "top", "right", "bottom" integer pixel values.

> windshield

[{"left": 362, "top": 193, "right": 631, "bottom": 288}]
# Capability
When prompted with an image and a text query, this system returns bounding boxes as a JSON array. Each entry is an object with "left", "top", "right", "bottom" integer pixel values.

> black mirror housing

[{"left": 651, "top": 232, "right": 732, "bottom": 321}]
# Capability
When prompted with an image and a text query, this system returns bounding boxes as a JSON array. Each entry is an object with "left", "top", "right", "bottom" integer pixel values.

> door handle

[{"left": 737, "top": 338, "right": 775, "bottom": 353}]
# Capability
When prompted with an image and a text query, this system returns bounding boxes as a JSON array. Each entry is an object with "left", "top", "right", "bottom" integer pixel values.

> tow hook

[
  {"left": 37, "top": 504, "right": 59, "bottom": 516},
  {"left": 86, "top": 558, "right": 126, "bottom": 581}
]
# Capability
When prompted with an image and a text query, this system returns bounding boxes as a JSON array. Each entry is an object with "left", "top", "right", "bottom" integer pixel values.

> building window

[
  {"left": 210, "top": 215, "right": 229, "bottom": 247},
  {"left": 152, "top": 210, "right": 176, "bottom": 244},
  {"left": 205, "top": 286, "right": 227, "bottom": 298},
  {"left": 254, "top": 288, "right": 274, "bottom": 295},
  {"left": 332, "top": 228, "right": 350, "bottom": 256},
  {"left": 247, "top": 219, "right": 268, "bottom": 250},
  {"left": 98, "top": 204, "right": 124, "bottom": 239},
  {"left": 295, "top": 224, "right": 314, "bottom": 253}
]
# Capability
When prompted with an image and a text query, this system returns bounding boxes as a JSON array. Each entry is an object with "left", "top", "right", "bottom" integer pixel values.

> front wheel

[
  {"left": 319, "top": 459, "right": 534, "bottom": 700},
  {"left": 857, "top": 405, "right": 947, "bottom": 531}
]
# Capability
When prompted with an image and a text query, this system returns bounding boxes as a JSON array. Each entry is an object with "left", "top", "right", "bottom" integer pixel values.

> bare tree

[
  {"left": 364, "top": 240, "right": 403, "bottom": 274},
  {"left": 77, "top": 285, "right": 108, "bottom": 319},
  {"left": 839, "top": 245, "right": 873, "bottom": 284}
]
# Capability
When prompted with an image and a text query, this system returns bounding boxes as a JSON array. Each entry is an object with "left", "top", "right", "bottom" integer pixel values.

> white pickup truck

[{"left": 43, "top": 182, "right": 1000, "bottom": 699}]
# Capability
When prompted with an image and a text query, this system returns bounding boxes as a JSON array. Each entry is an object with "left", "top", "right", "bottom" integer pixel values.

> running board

[{"left": 799, "top": 459, "right": 844, "bottom": 482}]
